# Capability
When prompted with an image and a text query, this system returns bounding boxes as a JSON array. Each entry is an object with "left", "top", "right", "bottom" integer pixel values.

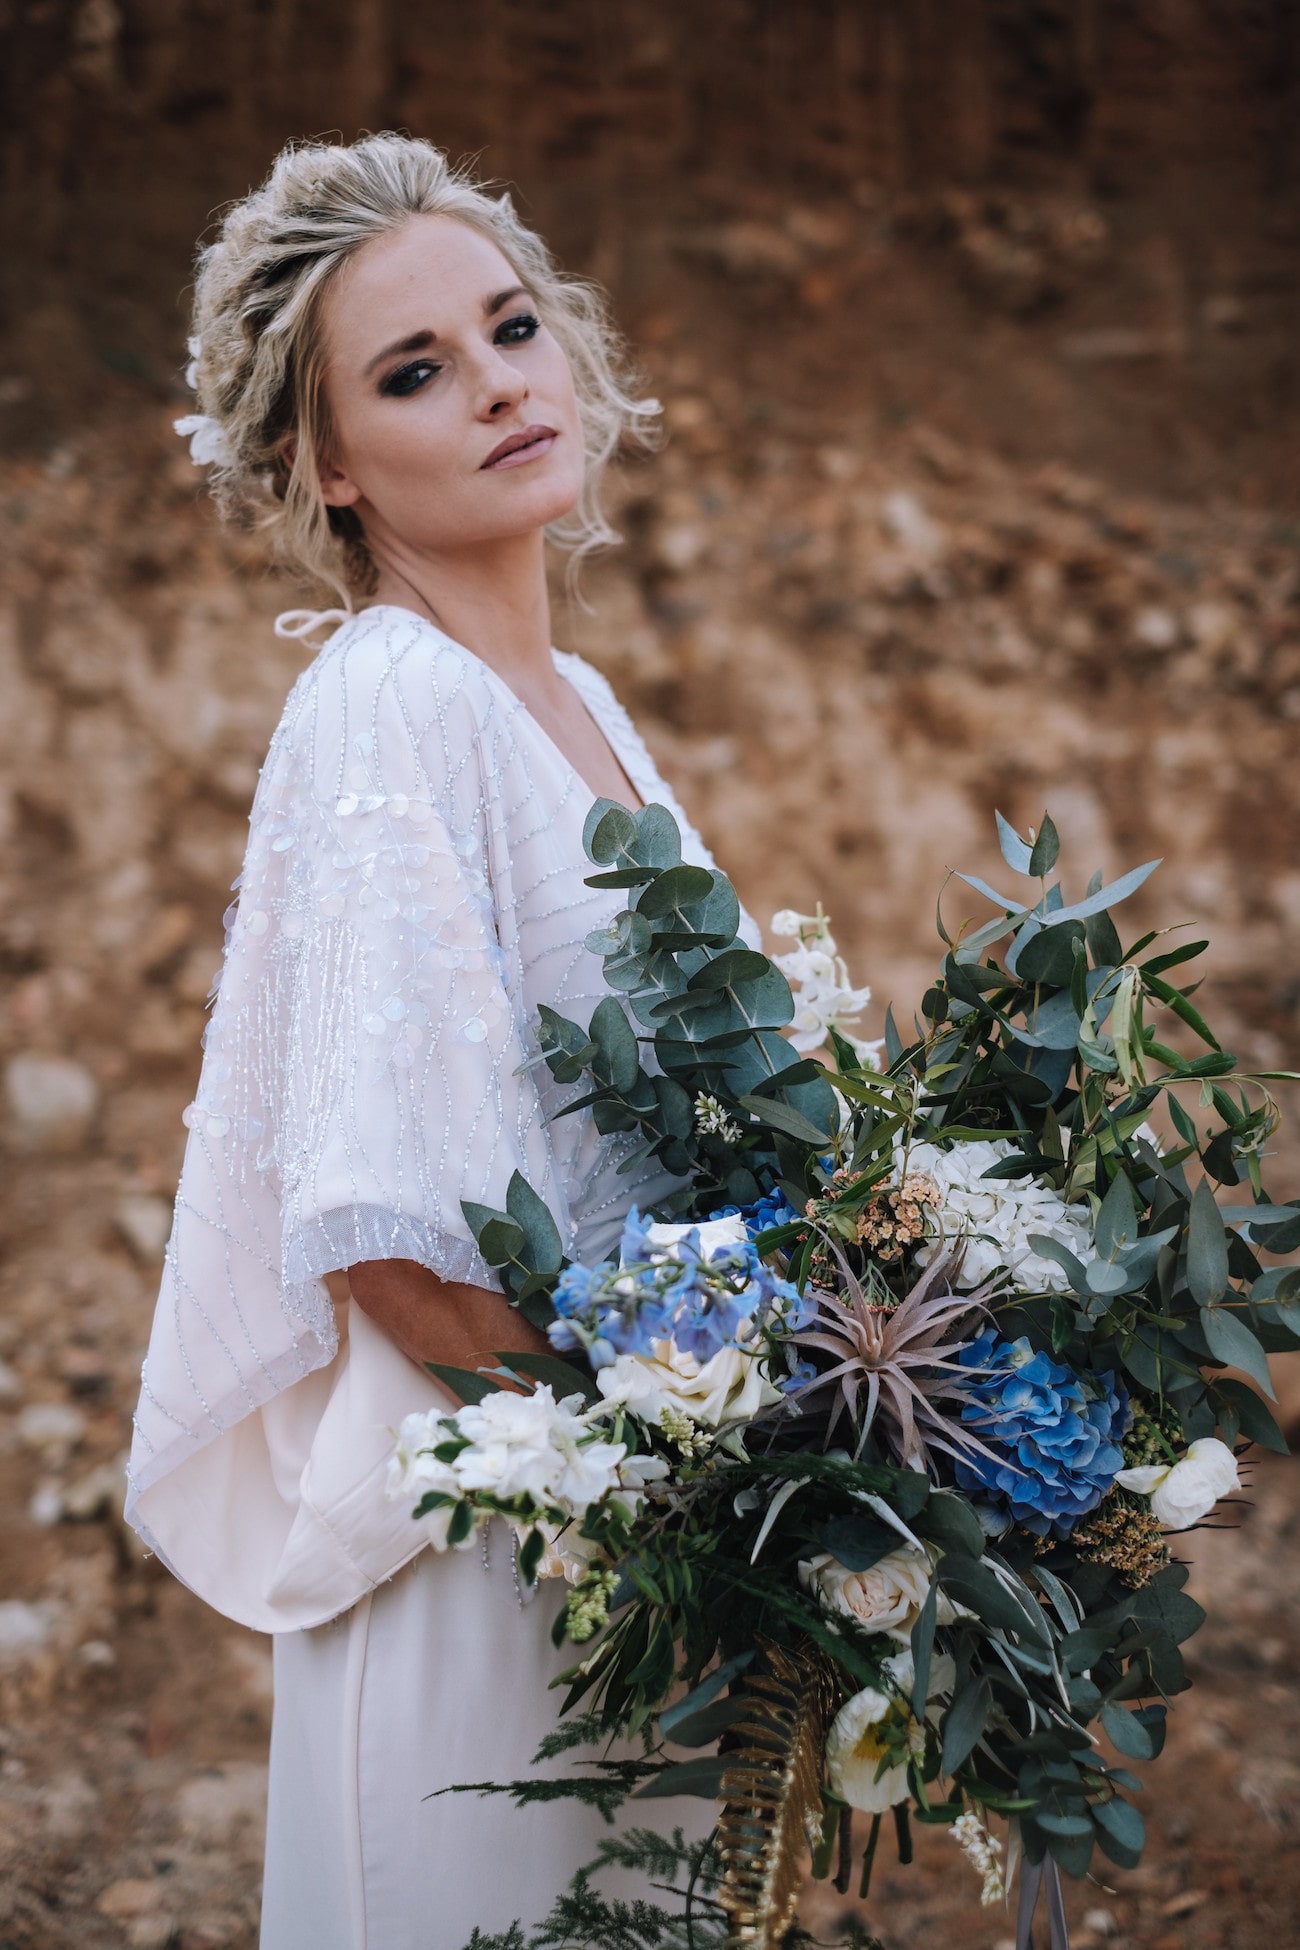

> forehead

[{"left": 321, "top": 214, "right": 521, "bottom": 356}]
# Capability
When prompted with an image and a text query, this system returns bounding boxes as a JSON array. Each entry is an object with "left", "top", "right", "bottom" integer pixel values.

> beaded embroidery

[{"left": 128, "top": 604, "right": 759, "bottom": 1515}]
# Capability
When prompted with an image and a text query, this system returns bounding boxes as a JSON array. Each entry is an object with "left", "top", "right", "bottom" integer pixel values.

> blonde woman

[{"left": 126, "top": 133, "right": 749, "bottom": 1947}]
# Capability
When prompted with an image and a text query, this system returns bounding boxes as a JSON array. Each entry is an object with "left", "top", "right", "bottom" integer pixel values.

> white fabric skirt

[{"left": 260, "top": 1526, "right": 708, "bottom": 1948}]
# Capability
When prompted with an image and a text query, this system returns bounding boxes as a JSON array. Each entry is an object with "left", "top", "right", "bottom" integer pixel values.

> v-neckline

[{"left": 354, "top": 602, "right": 648, "bottom": 816}]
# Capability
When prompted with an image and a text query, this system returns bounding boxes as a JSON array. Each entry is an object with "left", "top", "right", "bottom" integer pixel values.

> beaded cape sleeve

[{"left": 124, "top": 616, "right": 574, "bottom": 1628}]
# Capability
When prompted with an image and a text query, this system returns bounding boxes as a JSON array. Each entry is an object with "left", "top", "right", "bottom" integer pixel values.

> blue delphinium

[
  {"left": 953, "top": 1331, "right": 1131, "bottom": 1539},
  {"left": 547, "top": 1205, "right": 810, "bottom": 1369}
]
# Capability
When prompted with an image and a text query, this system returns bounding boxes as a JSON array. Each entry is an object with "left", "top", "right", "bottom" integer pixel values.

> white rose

[
  {"left": 1115, "top": 1436, "right": 1240, "bottom": 1530},
  {"left": 824, "top": 1649, "right": 957, "bottom": 1814},
  {"left": 798, "top": 1543, "right": 963, "bottom": 1643},
  {"left": 527, "top": 1521, "right": 602, "bottom": 1584},
  {"left": 596, "top": 1339, "right": 781, "bottom": 1432},
  {"left": 644, "top": 1214, "right": 749, "bottom": 1258}
]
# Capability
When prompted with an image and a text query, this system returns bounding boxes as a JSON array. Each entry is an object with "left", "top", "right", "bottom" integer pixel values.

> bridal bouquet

[{"left": 387, "top": 801, "right": 1300, "bottom": 1950}]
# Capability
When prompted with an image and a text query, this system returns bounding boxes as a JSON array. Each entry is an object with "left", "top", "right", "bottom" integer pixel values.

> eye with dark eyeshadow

[
  {"left": 496, "top": 311, "right": 540, "bottom": 344},
  {"left": 381, "top": 360, "right": 439, "bottom": 398},
  {"left": 378, "top": 314, "right": 540, "bottom": 398}
]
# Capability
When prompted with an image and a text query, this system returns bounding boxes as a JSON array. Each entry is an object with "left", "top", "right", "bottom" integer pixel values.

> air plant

[{"left": 787, "top": 1233, "right": 1006, "bottom": 1475}]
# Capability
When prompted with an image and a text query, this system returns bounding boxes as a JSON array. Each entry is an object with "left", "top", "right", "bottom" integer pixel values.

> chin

[{"left": 491, "top": 470, "right": 584, "bottom": 532}]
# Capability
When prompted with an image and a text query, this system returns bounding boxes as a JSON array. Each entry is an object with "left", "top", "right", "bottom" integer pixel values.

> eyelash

[{"left": 381, "top": 312, "right": 541, "bottom": 397}]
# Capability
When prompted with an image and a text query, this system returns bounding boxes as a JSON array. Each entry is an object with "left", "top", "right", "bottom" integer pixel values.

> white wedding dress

[{"left": 124, "top": 603, "right": 756, "bottom": 1947}]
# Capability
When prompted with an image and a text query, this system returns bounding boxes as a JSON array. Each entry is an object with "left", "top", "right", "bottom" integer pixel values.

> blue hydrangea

[
  {"left": 547, "top": 1205, "right": 809, "bottom": 1368},
  {"left": 952, "top": 1331, "right": 1130, "bottom": 1539},
  {"left": 711, "top": 1185, "right": 800, "bottom": 1237}
]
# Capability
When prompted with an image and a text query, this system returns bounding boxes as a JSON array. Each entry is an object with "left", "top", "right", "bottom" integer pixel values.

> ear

[
  {"left": 317, "top": 452, "right": 362, "bottom": 510},
  {"left": 277, "top": 431, "right": 362, "bottom": 509}
]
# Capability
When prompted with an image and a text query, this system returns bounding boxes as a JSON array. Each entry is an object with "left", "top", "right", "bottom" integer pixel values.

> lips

[{"left": 481, "top": 423, "right": 558, "bottom": 468}]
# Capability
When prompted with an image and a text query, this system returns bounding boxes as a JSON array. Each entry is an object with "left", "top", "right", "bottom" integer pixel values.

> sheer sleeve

[
  {"left": 269, "top": 643, "right": 569, "bottom": 1303},
  {"left": 124, "top": 626, "right": 568, "bottom": 1630}
]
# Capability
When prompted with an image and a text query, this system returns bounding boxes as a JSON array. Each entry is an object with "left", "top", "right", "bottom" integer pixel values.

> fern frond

[{"left": 715, "top": 1638, "right": 840, "bottom": 1946}]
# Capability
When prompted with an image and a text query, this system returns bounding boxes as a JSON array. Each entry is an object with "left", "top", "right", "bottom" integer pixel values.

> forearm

[{"left": 336, "top": 1257, "right": 554, "bottom": 1393}]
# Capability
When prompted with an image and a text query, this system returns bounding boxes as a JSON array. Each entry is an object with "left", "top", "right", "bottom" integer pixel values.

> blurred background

[{"left": 2, "top": 4, "right": 1300, "bottom": 1947}]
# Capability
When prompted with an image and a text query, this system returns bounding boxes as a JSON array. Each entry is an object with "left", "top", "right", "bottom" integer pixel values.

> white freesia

[
  {"left": 596, "top": 1339, "right": 781, "bottom": 1434},
  {"left": 522, "top": 1453, "right": 672, "bottom": 1582},
  {"left": 769, "top": 907, "right": 881, "bottom": 1065},
  {"left": 798, "top": 1542, "right": 965, "bottom": 1643},
  {"left": 384, "top": 1409, "right": 472, "bottom": 1551},
  {"left": 898, "top": 1135, "right": 1095, "bottom": 1293},
  {"left": 1115, "top": 1436, "right": 1240, "bottom": 1530},
  {"left": 173, "top": 412, "right": 234, "bottom": 468},
  {"left": 452, "top": 1385, "right": 628, "bottom": 1510},
  {"left": 386, "top": 1386, "right": 635, "bottom": 1557},
  {"left": 824, "top": 1646, "right": 957, "bottom": 1813}
]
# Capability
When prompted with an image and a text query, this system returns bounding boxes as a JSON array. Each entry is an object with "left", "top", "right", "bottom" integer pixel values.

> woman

[{"left": 125, "top": 133, "right": 752, "bottom": 1946}]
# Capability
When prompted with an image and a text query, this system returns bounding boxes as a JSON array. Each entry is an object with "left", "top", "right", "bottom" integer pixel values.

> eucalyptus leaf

[
  {"left": 995, "top": 810, "right": 1035, "bottom": 875},
  {"left": 505, "top": 1170, "right": 564, "bottom": 1272},
  {"left": 1213, "top": 1378, "right": 1288, "bottom": 1453},
  {"left": 1099, "top": 1700, "right": 1154, "bottom": 1759},
  {"left": 1199, "top": 1305, "right": 1276, "bottom": 1398},
  {"left": 940, "top": 1675, "right": 992, "bottom": 1774},
  {"left": 1028, "top": 813, "right": 1061, "bottom": 878},
  {"left": 1192, "top": 1177, "right": 1231, "bottom": 1302},
  {"left": 1092, "top": 1794, "right": 1145, "bottom": 1868}
]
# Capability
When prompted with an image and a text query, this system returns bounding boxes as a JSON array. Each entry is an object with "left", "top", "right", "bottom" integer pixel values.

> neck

[{"left": 366, "top": 528, "right": 557, "bottom": 687}]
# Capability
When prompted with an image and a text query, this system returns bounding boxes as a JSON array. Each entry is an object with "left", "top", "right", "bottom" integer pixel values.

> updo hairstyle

[{"left": 183, "top": 131, "right": 663, "bottom": 602}]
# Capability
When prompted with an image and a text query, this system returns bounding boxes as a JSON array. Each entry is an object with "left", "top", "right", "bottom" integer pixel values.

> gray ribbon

[{"left": 1015, "top": 1854, "right": 1071, "bottom": 1950}]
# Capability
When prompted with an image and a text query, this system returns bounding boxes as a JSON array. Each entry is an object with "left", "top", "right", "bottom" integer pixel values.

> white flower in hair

[
  {"left": 184, "top": 334, "right": 202, "bottom": 391},
  {"left": 173, "top": 412, "right": 234, "bottom": 468}
]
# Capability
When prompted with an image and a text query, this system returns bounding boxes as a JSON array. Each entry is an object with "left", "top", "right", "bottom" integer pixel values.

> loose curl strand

[{"left": 183, "top": 131, "right": 664, "bottom": 606}]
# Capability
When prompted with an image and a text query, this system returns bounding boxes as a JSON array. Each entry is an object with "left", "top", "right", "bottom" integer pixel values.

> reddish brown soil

[{"left": 2, "top": 6, "right": 1300, "bottom": 1945}]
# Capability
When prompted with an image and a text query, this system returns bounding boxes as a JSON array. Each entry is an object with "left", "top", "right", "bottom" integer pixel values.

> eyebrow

[{"left": 362, "top": 285, "right": 536, "bottom": 378}]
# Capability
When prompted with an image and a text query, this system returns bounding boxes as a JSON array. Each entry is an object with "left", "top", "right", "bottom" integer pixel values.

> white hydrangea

[
  {"left": 769, "top": 907, "right": 882, "bottom": 1065},
  {"left": 897, "top": 1136, "right": 1096, "bottom": 1294}
]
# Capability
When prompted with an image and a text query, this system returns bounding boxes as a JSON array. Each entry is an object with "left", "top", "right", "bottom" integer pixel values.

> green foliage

[
  {"left": 446, "top": 804, "right": 1300, "bottom": 1919},
  {"left": 456, "top": 1824, "right": 883, "bottom": 1949},
  {"left": 534, "top": 798, "right": 840, "bottom": 1215}
]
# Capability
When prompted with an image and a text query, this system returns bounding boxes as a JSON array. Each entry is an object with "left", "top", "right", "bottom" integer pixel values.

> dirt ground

[{"left": 3, "top": 9, "right": 1300, "bottom": 1943}]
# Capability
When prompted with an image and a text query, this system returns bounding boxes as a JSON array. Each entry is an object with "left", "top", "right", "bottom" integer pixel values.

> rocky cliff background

[{"left": 2, "top": 4, "right": 1300, "bottom": 1947}]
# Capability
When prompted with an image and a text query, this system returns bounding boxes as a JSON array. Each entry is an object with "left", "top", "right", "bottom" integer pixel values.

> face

[{"left": 310, "top": 213, "right": 585, "bottom": 555}]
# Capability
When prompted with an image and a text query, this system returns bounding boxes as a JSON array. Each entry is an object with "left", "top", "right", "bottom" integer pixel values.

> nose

[{"left": 473, "top": 341, "right": 529, "bottom": 418}]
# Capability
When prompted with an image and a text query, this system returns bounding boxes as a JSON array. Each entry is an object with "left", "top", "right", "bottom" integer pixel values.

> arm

[{"left": 323, "top": 1260, "right": 554, "bottom": 1396}]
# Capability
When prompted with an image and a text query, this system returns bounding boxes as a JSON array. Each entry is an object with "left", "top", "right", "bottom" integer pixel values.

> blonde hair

[{"left": 183, "top": 132, "right": 663, "bottom": 604}]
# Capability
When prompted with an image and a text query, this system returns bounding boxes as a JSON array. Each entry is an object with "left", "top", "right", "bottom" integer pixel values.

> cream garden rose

[
  {"left": 596, "top": 1338, "right": 781, "bottom": 1434},
  {"left": 798, "top": 1542, "right": 964, "bottom": 1642}
]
